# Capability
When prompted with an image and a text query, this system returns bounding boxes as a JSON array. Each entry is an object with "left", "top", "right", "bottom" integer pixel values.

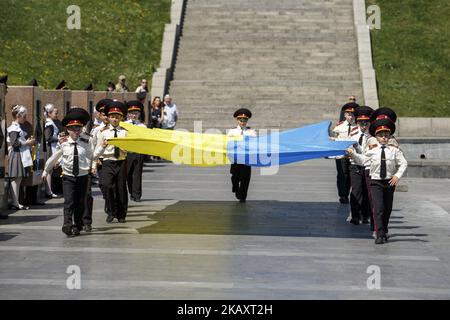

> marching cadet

[
  {"left": 42, "top": 109, "right": 105, "bottom": 237},
  {"left": 348, "top": 106, "right": 373, "bottom": 225},
  {"left": 332, "top": 102, "right": 359, "bottom": 204},
  {"left": 91, "top": 99, "right": 112, "bottom": 199},
  {"left": 125, "top": 100, "right": 146, "bottom": 202},
  {"left": 227, "top": 108, "right": 256, "bottom": 203},
  {"left": 67, "top": 107, "right": 96, "bottom": 232},
  {"left": 364, "top": 107, "right": 399, "bottom": 235},
  {"left": 97, "top": 101, "right": 129, "bottom": 223},
  {"left": 347, "top": 118, "right": 407, "bottom": 244}
]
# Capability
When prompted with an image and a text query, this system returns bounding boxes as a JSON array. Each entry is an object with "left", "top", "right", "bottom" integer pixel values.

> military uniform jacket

[
  {"left": 96, "top": 124, "right": 128, "bottom": 161},
  {"left": 351, "top": 144, "right": 407, "bottom": 180},
  {"left": 43, "top": 136, "right": 104, "bottom": 177},
  {"left": 332, "top": 120, "right": 358, "bottom": 159},
  {"left": 227, "top": 126, "right": 257, "bottom": 138}
]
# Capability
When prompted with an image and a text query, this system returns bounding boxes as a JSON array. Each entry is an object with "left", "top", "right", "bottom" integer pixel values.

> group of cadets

[
  {"left": 9, "top": 94, "right": 406, "bottom": 245},
  {"left": 41, "top": 99, "right": 146, "bottom": 236},
  {"left": 333, "top": 102, "right": 408, "bottom": 245}
]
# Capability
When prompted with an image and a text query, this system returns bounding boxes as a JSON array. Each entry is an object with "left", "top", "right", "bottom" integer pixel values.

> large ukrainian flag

[{"left": 109, "top": 121, "right": 355, "bottom": 167}]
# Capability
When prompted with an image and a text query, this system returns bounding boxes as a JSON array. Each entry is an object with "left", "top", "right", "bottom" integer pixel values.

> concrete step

[{"left": 168, "top": 0, "right": 362, "bottom": 131}]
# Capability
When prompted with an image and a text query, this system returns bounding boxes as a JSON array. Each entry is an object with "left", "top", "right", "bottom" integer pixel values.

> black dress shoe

[
  {"left": 349, "top": 219, "right": 360, "bottom": 225},
  {"left": 339, "top": 197, "right": 349, "bottom": 204},
  {"left": 375, "top": 237, "right": 385, "bottom": 245},
  {"left": 83, "top": 225, "right": 92, "bottom": 232},
  {"left": 72, "top": 226, "right": 81, "bottom": 236},
  {"left": 62, "top": 225, "right": 73, "bottom": 236},
  {"left": 118, "top": 219, "right": 126, "bottom": 223},
  {"left": 106, "top": 215, "right": 114, "bottom": 223},
  {"left": 362, "top": 218, "right": 370, "bottom": 224},
  {"left": 134, "top": 198, "right": 141, "bottom": 202},
  {"left": 0, "top": 215, "right": 8, "bottom": 220}
]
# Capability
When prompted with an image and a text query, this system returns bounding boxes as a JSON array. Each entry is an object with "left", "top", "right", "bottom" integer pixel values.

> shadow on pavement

[{"left": 137, "top": 200, "right": 381, "bottom": 239}]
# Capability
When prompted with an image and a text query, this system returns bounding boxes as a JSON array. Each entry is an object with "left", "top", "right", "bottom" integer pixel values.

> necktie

[
  {"left": 358, "top": 133, "right": 364, "bottom": 146},
  {"left": 114, "top": 129, "right": 120, "bottom": 159},
  {"left": 380, "top": 145, "right": 387, "bottom": 179},
  {"left": 73, "top": 142, "right": 79, "bottom": 177},
  {"left": 347, "top": 123, "right": 351, "bottom": 136}
]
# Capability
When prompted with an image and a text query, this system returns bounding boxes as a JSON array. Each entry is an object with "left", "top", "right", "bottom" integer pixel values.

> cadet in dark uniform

[
  {"left": 332, "top": 103, "right": 359, "bottom": 203},
  {"left": 227, "top": 108, "right": 256, "bottom": 203},
  {"left": 97, "top": 101, "right": 129, "bottom": 223},
  {"left": 347, "top": 119, "right": 407, "bottom": 244},
  {"left": 43, "top": 109, "right": 104, "bottom": 236},
  {"left": 125, "top": 100, "right": 146, "bottom": 202},
  {"left": 348, "top": 106, "right": 373, "bottom": 225},
  {"left": 91, "top": 99, "right": 112, "bottom": 201}
]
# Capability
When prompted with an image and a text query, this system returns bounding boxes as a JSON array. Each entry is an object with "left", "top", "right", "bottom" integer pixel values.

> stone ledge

[
  {"left": 151, "top": 0, "right": 186, "bottom": 99},
  {"left": 353, "top": 0, "right": 379, "bottom": 109}
]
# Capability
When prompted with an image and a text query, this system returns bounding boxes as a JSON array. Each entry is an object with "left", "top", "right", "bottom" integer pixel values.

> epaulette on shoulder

[
  {"left": 101, "top": 127, "right": 109, "bottom": 132},
  {"left": 336, "top": 121, "right": 344, "bottom": 125},
  {"left": 388, "top": 144, "right": 399, "bottom": 149},
  {"left": 368, "top": 144, "right": 378, "bottom": 150}
]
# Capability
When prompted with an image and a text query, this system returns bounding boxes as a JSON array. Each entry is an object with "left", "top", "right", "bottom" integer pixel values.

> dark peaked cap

[
  {"left": 369, "top": 118, "right": 396, "bottom": 137},
  {"left": 95, "top": 99, "right": 113, "bottom": 112},
  {"left": 233, "top": 108, "right": 252, "bottom": 118},
  {"left": 105, "top": 101, "right": 127, "bottom": 117},
  {"left": 370, "top": 107, "right": 397, "bottom": 123},
  {"left": 62, "top": 108, "right": 90, "bottom": 127}
]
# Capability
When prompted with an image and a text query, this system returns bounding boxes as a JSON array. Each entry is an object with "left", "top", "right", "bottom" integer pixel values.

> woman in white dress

[{"left": 7, "top": 105, "right": 36, "bottom": 210}]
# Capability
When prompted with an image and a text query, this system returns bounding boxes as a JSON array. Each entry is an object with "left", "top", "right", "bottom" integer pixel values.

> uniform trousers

[
  {"left": 349, "top": 164, "right": 370, "bottom": 222},
  {"left": 364, "top": 169, "right": 375, "bottom": 231},
  {"left": 82, "top": 174, "right": 93, "bottom": 226},
  {"left": 335, "top": 158, "right": 351, "bottom": 199},
  {"left": 230, "top": 164, "right": 251, "bottom": 201},
  {"left": 370, "top": 179, "right": 395, "bottom": 238},
  {"left": 102, "top": 160, "right": 128, "bottom": 219},
  {"left": 127, "top": 152, "right": 144, "bottom": 200},
  {"left": 62, "top": 175, "right": 89, "bottom": 230}
]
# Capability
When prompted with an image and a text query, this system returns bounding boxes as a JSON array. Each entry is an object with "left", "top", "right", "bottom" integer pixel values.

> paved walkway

[{"left": 1, "top": 159, "right": 450, "bottom": 299}]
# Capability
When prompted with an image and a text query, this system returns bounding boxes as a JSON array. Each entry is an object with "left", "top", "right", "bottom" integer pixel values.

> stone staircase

[{"left": 169, "top": 0, "right": 363, "bottom": 132}]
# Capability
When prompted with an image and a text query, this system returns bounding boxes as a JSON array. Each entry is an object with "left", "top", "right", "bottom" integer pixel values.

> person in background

[
  {"left": 106, "top": 82, "right": 115, "bottom": 92},
  {"left": 115, "top": 75, "right": 129, "bottom": 93},
  {"left": 43, "top": 103, "right": 60, "bottom": 199},
  {"left": 149, "top": 96, "right": 164, "bottom": 129},
  {"left": 161, "top": 94, "right": 179, "bottom": 130},
  {"left": 135, "top": 79, "right": 148, "bottom": 93},
  {"left": 6, "top": 105, "right": 36, "bottom": 210}
]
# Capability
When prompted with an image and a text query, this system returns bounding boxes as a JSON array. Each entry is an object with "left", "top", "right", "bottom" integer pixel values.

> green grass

[
  {"left": 0, "top": 0, "right": 171, "bottom": 90},
  {"left": 367, "top": 0, "right": 450, "bottom": 117}
]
